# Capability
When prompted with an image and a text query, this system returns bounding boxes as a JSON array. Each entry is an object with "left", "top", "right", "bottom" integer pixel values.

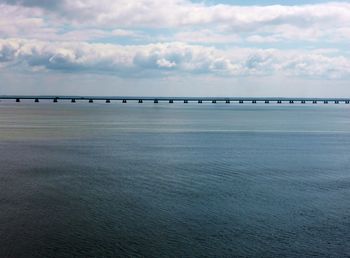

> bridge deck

[{"left": 0, "top": 96, "right": 349, "bottom": 103}]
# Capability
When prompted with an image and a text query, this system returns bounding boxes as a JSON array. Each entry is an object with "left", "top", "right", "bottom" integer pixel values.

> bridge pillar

[
  {"left": 106, "top": 99, "right": 111, "bottom": 103},
  {"left": 226, "top": 100, "right": 230, "bottom": 104},
  {"left": 198, "top": 100, "right": 202, "bottom": 104},
  {"left": 324, "top": 101, "right": 328, "bottom": 104},
  {"left": 335, "top": 100, "right": 339, "bottom": 104},
  {"left": 212, "top": 100, "right": 216, "bottom": 103},
  {"left": 169, "top": 100, "right": 174, "bottom": 103},
  {"left": 35, "top": 98, "right": 39, "bottom": 103},
  {"left": 265, "top": 100, "right": 269, "bottom": 104},
  {"left": 289, "top": 100, "right": 294, "bottom": 104},
  {"left": 154, "top": 99, "right": 158, "bottom": 103},
  {"left": 71, "top": 99, "right": 76, "bottom": 103},
  {"left": 277, "top": 100, "right": 282, "bottom": 104},
  {"left": 138, "top": 99, "right": 143, "bottom": 103},
  {"left": 252, "top": 100, "right": 257, "bottom": 104},
  {"left": 53, "top": 98, "right": 58, "bottom": 103},
  {"left": 301, "top": 100, "right": 306, "bottom": 104},
  {"left": 16, "top": 98, "right": 20, "bottom": 102},
  {"left": 313, "top": 100, "right": 317, "bottom": 104},
  {"left": 122, "top": 99, "right": 127, "bottom": 103},
  {"left": 346, "top": 101, "right": 350, "bottom": 104},
  {"left": 89, "top": 99, "right": 93, "bottom": 103},
  {"left": 184, "top": 100, "right": 188, "bottom": 103},
  {"left": 239, "top": 100, "right": 244, "bottom": 104}
]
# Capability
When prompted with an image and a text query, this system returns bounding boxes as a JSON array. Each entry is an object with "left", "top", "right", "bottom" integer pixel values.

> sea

[{"left": 0, "top": 101, "right": 349, "bottom": 257}]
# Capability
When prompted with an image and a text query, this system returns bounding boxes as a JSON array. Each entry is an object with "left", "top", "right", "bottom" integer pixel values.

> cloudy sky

[{"left": 1, "top": 0, "right": 350, "bottom": 97}]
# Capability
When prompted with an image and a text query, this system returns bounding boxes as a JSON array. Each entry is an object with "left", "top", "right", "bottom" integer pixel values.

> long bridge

[{"left": 0, "top": 96, "right": 349, "bottom": 104}]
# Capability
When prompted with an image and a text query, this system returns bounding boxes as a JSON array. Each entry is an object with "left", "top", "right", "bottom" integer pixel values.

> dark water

[{"left": 0, "top": 102, "right": 350, "bottom": 257}]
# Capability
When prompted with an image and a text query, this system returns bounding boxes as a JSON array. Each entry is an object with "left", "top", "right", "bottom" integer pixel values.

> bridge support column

[
  {"left": 239, "top": 100, "right": 244, "bottom": 104},
  {"left": 89, "top": 99, "right": 93, "bottom": 103},
  {"left": 252, "top": 100, "right": 257, "bottom": 104},
  {"left": 313, "top": 100, "right": 317, "bottom": 104},
  {"left": 335, "top": 100, "right": 339, "bottom": 104},
  {"left": 169, "top": 100, "right": 174, "bottom": 103},
  {"left": 324, "top": 101, "right": 328, "bottom": 104},
  {"left": 277, "top": 100, "right": 282, "bottom": 104},
  {"left": 53, "top": 98, "right": 58, "bottom": 103},
  {"left": 138, "top": 99, "right": 143, "bottom": 103},
  {"left": 212, "top": 100, "right": 216, "bottom": 104},
  {"left": 198, "top": 100, "right": 202, "bottom": 103},
  {"left": 226, "top": 100, "right": 230, "bottom": 104},
  {"left": 346, "top": 101, "right": 349, "bottom": 104},
  {"left": 154, "top": 99, "right": 158, "bottom": 103},
  {"left": 106, "top": 99, "right": 111, "bottom": 103},
  {"left": 265, "top": 100, "right": 269, "bottom": 104},
  {"left": 301, "top": 100, "right": 306, "bottom": 104},
  {"left": 16, "top": 98, "right": 20, "bottom": 102},
  {"left": 35, "top": 98, "right": 39, "bottom": 103},
  {"left": 122, "top": 99, "right": 127, "bottom": 103},
  {"left": 71, "top": 99, "right": 76, "bottom": 103},
  {"left": 184, "top": 100, "right": 188, "bottom": 103},
  {"left": 289, "top": 100, "right": 294, "bottom": 104}
]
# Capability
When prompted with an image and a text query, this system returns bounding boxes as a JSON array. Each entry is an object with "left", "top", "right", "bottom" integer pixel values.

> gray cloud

[{"left": 1, "top": 0, "right": 61, "bottom": 10}]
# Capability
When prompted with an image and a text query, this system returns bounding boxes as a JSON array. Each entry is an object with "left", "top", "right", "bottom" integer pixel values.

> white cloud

[
  {"left": 2, "top": 1, "right": 350, "bottom": 28},
  {"left": 1, "top": 38, "right": 349, "bottom": 79},
  {"left": 111, "top": 29, "right": 143, "bottom": 38},
  {"left": 1, "top": 1, "right": 350, "bottom": 44},
  {"left": 157, "top": 58, "right": 177, "bottom": 68},
  {"left": 0, "top": 1, "right": 349, "bottom": 96},
  {"left": 0, "top": 4, "right": 148, "bottom": 42},
  {"left": 0, "top": 4, "right": 54, "bottom": 38},
  {"left": 171, "top": 30, "right": 241, "bottom": 44}
]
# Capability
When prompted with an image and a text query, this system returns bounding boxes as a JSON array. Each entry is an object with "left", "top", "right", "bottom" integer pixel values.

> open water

[{"left": 0, "top": 102, "right": 349, "bottom": 257}]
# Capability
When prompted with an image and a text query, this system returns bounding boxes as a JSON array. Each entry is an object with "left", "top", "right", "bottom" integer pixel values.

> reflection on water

[{"left": 0, "top": 103, "right": 350, "bottom": 257}]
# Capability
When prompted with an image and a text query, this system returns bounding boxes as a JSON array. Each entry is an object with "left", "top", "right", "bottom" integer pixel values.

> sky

[{"left": 1, "top": 0, "right": 350, "bottom": 97}]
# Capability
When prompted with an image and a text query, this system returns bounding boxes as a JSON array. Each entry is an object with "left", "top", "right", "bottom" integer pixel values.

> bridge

[{"left": 0, "top": 96, "right": 349, "bottom": 104}]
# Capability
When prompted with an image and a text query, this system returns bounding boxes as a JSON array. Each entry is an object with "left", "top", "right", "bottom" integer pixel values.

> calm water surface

[{"left": 0, "top": 102, "right": 350, "bottom": 257}]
